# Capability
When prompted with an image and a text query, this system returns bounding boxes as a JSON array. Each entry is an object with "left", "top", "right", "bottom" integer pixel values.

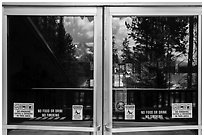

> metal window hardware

[
  {"left": 104, "top": 123, "right": 111, "bottom": 132},
  {"left": 96, "top": 125, "right": 101, "bottom": 131}
]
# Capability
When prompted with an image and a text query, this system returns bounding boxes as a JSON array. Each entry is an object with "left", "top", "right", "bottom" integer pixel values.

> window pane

[
  {"left": 112, "top": 16, "right": 198, "bottom": 89},
  {"left": 112, "top": 16, "right": 198, "bottom": 124},
  {"left": 8, "top": 16, "right": 94, "bottom": 88},
  {"left": 7, "top": 16, "right": 94, "bottom": 124}
]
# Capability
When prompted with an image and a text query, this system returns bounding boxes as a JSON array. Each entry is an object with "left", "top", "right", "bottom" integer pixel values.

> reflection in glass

[
  {"left": 7, "top": 16, "right": 94, "bottom": 124},
  {"left": 112, "top": 16, "right": 198, "bottom": 122},
  {"left": 113, "top": 16, "right": 198, "bottom": 89},
  {"left": 9, "top": 16, "right": 94, "bottom": 88}
]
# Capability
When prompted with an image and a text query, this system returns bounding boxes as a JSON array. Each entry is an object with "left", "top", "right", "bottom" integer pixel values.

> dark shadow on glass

[{"left": 7, "top": 16, "right": 94, "bottom": 125}]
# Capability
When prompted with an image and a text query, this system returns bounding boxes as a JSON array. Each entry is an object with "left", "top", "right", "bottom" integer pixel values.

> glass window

[
  {"left": 7, "top": 16, "right": 94, "bottom": 125},
  {"left": 112, "top": 16, "right": 198, "bottom": 124}
]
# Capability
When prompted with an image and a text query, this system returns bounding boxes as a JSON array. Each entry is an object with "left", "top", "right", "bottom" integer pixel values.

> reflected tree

[
  {"left": 124, "top": 16, "right": 191, "bottom": 88},
  {"left": 32, "top": 16, "right": 80, "bottom": 87},
  {"left": 113, "top": 35, "right": 119, "bottom": 64},
  {"left": 32, "top": 16, "right": 75, "bottom": 62},
  {"left": 187, "top": 16, "right": 198, "bottom": 89},
  {"left": 121, "top": 37, "right": 133, "bottom": 63}
]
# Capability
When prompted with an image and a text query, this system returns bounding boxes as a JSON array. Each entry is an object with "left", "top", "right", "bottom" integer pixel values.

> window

[
  {"left": 2, "top": 3, "right": 202, "bottom": 135},
  {"left": 112, "top": 16, "right": 198, "bottom": 123}
]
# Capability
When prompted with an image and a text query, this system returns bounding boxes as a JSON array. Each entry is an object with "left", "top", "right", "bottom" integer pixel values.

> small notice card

[
  {"left": 172, "top": 103, "right": 192, "bottom": 118},
  {"left": 72, "top": 105, "right": 83, "bottom": 120},
  {"left": 13, "top": 103, "right": 34, "bottom": 118},
  {"left": 125, "top": 105, "right": 135, "bottom": 120}
]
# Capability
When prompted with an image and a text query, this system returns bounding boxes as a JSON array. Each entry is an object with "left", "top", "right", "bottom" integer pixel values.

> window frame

[
  {"left": 2, "top": 5, "right": 103, "bottom": 135},
  {"left": 2, "top": 2, "right": 202, "bottom": 135},
  {"left": 104, "top": 6, "right": 202, "bottom": 135}
]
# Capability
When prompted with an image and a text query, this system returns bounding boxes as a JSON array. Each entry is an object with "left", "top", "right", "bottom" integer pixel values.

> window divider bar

[
  {"left": 198, "top": 15, "right": 202, "bottom": 135},
  {"left": 113, "top": 88, "right": 197, "bottom": 91},
  {"left": 103, "top": 7, "right": 112, "bottom": 135},
  {"left": 2, "top": 2, "right": 202, "bottom": 7},
  {"left": 31, "top": 88, "right": 93, "bottom": 90},
  {"left": 2, "top": 8, "right": 8, "bottom": 135},
  {"left": 3, "top": 7, "right": 97, "bottom": 16},
  {"left": 93, "top": 7, "right": 103, "bottom": 135},
  {"left": 112, "top": 125, "right": 199, "bottom": 133},
  {"left": 4, "top": 125, "right": 94, "bottom": 132}
]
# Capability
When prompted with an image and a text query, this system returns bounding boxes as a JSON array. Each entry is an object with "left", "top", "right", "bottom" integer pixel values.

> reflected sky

[
  {"left": 64, "top": 16, "right": 94, "bottom": 44},
  {"left": 113, "top": 17, "right": 135, "bottom": 57}
]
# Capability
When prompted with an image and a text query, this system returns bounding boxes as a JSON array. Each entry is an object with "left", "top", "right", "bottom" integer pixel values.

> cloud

[
  {"left": 113, "top": 17, "right": 134, "bottom": 51},
  {"left": 64, "top": 16, "right": 94, "bottom": 44},
  {"left": 113, "top": 17, "right": 132, "bottom": 37}
]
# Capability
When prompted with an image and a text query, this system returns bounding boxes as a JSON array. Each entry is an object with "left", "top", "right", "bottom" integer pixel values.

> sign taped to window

[
  {"left": 172, "top": 103, "right": 192, "bottom": 118},
  {"left": 72, "top": 105, "right": 83, "bottom": 120},
  {"left": 125, "top": 105, "right": 135, "bottom": 120},
  {"left": 138, "top": 109, "right": 169, "bottom": 120},
  {"left": 115, "top": 90, "right": 127, "bottom": 112},
  {"left": 13, "top": 103, "right": 34, "bottom": 118}
]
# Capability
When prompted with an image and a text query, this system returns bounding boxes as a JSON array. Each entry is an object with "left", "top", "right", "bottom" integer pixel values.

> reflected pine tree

[
  {"left": 112, "top": 35, "right": 119, "bottom": 64},
  {"left": 187, "top": 16, "right": 198, "bottom": 89},
  {"left": 123, "top": 17, "right": 192, "bottom": 88},
  {"left": 32, "top": 16, "right": 75, "bottom": 61},
  {"left": 32, "top": 16, "right": 86, "bottom": 87}
]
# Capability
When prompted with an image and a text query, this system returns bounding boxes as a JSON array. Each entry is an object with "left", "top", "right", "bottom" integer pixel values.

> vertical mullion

[
  {"left": 2, "top": 8, "right": 8, "bottom": 135},
  {"left": 198, "top": 15, "right": 202, "bottom": 135},
  {"left": 93, "top": 7, "right": 103, "bottom": 135},
  {"left": 103, "top": 7, "right": 112, "bottom": 135}
]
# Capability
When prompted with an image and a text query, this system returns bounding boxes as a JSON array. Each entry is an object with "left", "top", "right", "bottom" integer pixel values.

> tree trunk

[{"left": 187, "top": 16, "right": 194, "bottom": 89}]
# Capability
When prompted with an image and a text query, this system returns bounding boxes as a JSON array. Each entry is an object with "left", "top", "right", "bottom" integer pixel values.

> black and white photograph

[{"left": 1, "top": 1, "right": 202, "bottom": 135}]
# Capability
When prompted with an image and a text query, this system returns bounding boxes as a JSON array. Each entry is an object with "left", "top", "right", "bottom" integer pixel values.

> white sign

[
  {"left": 172, "top": 103, "right": 192, "bottom": 118},
  {"left": 13, "top": 103, "right": 34, "bottom": 118},
  {"left": 125, "top": 105, "right": 135, "bottom": 120},
  {"left": 72, "top": 105, "right": 83, "bottom": 120}
]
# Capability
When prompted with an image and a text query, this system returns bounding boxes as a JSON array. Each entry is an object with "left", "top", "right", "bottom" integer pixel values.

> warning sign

[
  {"left": 13, "top": 103, "right": 34, "bottom": 118},
  {"left": 172, "top": 103, "right": 192, "bottom": 118},
  {"left": 115, "top": 90, "right": 127, "bottom": 112},
  {"left": 125, "top": 105, "right": 135, "bottom": 120},
  {"left": 72, "top": 105, "right": 83, "bottom": 120},
  {"left": 139, "top": 109, "right": 168, "bottom": 120},
  {"left": 116, "top": 101, "right": 125, "bottom": 111}
]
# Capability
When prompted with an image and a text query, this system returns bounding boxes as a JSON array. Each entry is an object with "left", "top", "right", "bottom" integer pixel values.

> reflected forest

[
  {"left": 9, "top": 16, "right": 94, "bottom": 88},
  {"left": 32, "top": 16, "right": 94, "bottom": 88},
  {"left": 113, "top": 16, "right": 198, "bottom": 89}
]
